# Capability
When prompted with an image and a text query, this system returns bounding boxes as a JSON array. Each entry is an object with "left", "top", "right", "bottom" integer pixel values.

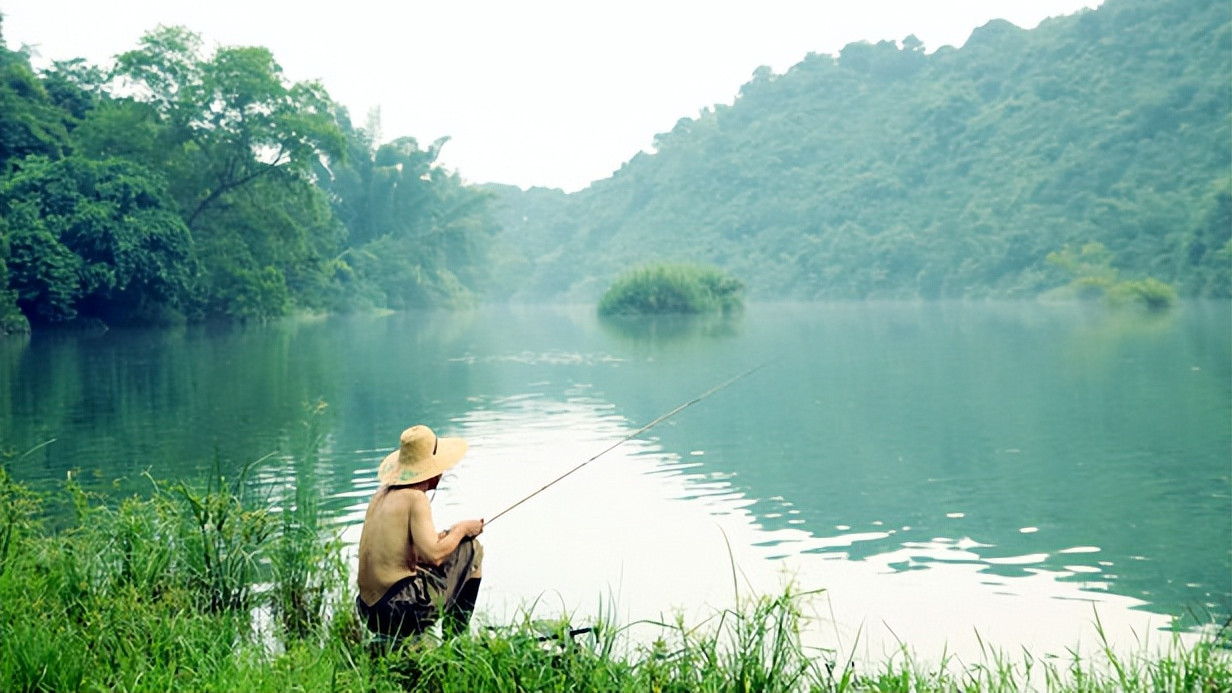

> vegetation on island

[
  {"left": 2, "top": 0, "right": 1229, "bottom": 333},
  {"left": 598, "top": 263, "right": 744, "bottom": 316}
]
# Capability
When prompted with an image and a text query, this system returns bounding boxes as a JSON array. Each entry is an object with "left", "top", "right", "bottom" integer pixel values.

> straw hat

[{"left": 377, "top": 425, "right": 468, "bottom": 485}]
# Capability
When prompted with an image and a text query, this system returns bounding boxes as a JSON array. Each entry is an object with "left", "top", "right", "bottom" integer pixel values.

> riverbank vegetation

[
  {"left": 1044, "top": 242, "right": 1180, "bottom": 310},
  {"left": 598, "top": 263, "right": 744, "bottom": 316},
  {"left": 2, "top": 444, "right": 1229, "bottom": 691},
  {"left": 2, "top": 0, "right": 1229, "bottom": 332},
  {"left": 0, "top": 23, "right": 496, "bottom": 333}
]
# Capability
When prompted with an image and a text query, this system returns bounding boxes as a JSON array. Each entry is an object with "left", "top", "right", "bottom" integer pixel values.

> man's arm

[{"left": 407, "top": 491, "right": 483, "bottom": 566}]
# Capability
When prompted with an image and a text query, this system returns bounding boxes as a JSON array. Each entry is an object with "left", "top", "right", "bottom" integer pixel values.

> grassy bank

[{"left": 1, "top": 441, "right": 1227, "bottom": 691}]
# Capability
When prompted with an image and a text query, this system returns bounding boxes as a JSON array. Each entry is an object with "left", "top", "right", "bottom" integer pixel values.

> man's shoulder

[{"left": 381, "top": 486, "right": 429, "bottom": 509}]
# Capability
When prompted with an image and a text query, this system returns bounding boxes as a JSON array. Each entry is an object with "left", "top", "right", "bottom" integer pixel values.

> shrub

[
  {"left": 1046, "top": 242, "right": 1178, "bottom": 311},
  {"left": 1106, "top": 277, "right": 1178, "bottom": 311},
  {"left": 598, "top": 263, "right": 744, "bottom": 316}
]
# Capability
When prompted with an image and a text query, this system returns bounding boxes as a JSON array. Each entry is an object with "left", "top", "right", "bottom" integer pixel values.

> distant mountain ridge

[{"left": 483, "top": 0, "right": 1230, "bottom": 302}]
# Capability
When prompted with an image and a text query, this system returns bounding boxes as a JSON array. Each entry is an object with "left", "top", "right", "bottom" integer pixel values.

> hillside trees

[
  {"left": 488, "top": 0, "right": 1230, "bottom": 303},
  {"left": 316, "top": 130, "right": 498, "bottom": 309},
  {"left": 3, "top": 0, "right": 1227, "bottom": 323}
]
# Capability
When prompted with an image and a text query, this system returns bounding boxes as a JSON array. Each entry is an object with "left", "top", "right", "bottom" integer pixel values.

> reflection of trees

[
  {"left": 3, "top": 319, "right": 346, "bottom": 494},
  {"left": 623, "top": 302, "right": 1230, "bottom": 622},
  {"left": 0, "top": 333, "right": 29, "bottom": 436},
  {"left": 598, "top": 312, "right": 742, "bottom": 348}
]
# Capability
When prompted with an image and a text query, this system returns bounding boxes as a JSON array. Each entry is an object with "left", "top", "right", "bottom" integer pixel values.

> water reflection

[{"left": 598, "top": 312, "right": 743, "bottom": 344}]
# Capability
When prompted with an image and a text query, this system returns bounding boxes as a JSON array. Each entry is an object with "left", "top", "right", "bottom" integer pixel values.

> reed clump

[
  {"left": 598, "top": 263, "right": 744, "bottom": 316},
  {"left": 1, "top": 438, "right": 1228, "bottom": 691}
]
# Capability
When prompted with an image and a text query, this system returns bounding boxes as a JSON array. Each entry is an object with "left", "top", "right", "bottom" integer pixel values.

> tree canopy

[
  {"left": 0, "top": 156, "right": 193, "bottom": 323},
  {"left": 0, "top": 21, "right": 495, "bottom": 330}
]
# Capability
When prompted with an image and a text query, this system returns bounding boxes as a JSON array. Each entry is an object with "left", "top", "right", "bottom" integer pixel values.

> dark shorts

[{"left": 356, "top": 538, "right": 481, "bottom": 639}]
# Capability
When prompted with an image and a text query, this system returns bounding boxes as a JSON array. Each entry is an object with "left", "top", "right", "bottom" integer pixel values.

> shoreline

[{"left": 1, "top": 465, "right": 1227, "bottom": 691}]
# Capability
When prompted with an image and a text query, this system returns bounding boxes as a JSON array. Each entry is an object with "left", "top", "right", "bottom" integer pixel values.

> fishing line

[{"left": 485, "top": 357, "right": 778, "bottom": 526}]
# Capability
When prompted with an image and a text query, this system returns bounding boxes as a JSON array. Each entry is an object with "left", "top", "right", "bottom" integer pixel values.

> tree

[
  {"left": 0, "top": 21, "right": 498, "bottom": 325},
  {"left": 321, "top": 132, "right": 497, "bottom": 309},
  {"left": 92, "top": 26, "right": 353, "bottom": 320},
  {"left": 0, "top": 30, "right": 70, "bottom": 173},
  {"left": 111, "top": 26, "right": 345, "bottom": 228},
  {"left": 40, "top": 58, "right": 106, "bottom": 122},
  {"left": 0, "top": 230, "right": 29, "bottom": 333},
  {"left": 1, "top": 202, "right": 79, "bottom": 322},
  {"left": 192, "top": 171, "right": 344, "bottom": 320},
  {"left": 0, "top": 156, "right": 194, "bottom": 324}
]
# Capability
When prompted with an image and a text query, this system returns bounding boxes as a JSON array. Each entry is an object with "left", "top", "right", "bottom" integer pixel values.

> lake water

[{"left": 3, "top": 301, "right": 1229, "bottom": 661}]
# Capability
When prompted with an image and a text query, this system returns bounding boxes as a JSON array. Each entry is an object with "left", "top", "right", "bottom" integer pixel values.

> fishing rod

[{"left": 485, "top": 358, "right": 777, "bottom": 526}]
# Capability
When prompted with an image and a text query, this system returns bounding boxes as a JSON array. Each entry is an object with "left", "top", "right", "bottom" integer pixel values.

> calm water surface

[{"left": 3, "top": 302, "right": 1229, "bottom": 657}]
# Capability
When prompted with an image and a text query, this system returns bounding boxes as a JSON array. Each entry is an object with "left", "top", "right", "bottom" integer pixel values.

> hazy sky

[{"left": 3, "top": 1, "right": 1101, "bottom": 191}]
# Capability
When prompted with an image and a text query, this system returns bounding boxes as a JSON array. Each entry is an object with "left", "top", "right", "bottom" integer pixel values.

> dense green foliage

[
  {"left": 0, "top": 21, "right": 495, "bottom": 330},
  {"left": 1, "top": 455, "right": 1228, "bottom": 692},
  {"left": 1, "top": 156, "right": 193, "bottom": 324},
  {"left": 488, "top": 0, "right": 1231, "bottom": 303},
  {"left": 2, "top": 0, "right": 1228, "bottom": 328},
  {"left": 598, "top": 263, "right": 744, "bottom": 315}
]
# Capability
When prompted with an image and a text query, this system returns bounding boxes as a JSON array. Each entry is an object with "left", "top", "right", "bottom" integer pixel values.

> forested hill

[{"left": 486, "top": 0, "right": 1231, "bottom": 302}]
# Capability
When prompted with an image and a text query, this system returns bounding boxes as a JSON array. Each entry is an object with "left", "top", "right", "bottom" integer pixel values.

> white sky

[{"left": 3, "top": 1, "right": 1100, "bottom": 192}]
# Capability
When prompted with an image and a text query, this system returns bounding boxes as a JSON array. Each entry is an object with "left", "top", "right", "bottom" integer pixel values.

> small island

[{"left": 597, "top": 263, "right": 745, "bottom": 316}]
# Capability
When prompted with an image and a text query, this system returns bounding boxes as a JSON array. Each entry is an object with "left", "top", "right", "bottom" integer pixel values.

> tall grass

[
  {"left": 0, "top": 426, "right": 342, "bottom": 692},
  {"left": 1, "top": 433, "right": 1228, "bottom": 692},
  {"left": 271, "top": 401, "right": 347, "bottom": 641},
  {"left": 0, "top": 463, "right": 40, "bottom": 579},
  {"left": 598, "top": 263, "right": 745, "bottom": 316},
  {"left": 173, "top": 455, "right": 276, "bottom": 612}
]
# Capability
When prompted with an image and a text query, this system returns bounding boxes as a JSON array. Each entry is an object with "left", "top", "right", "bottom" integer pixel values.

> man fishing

[{"left": 355, "top": 424, "right": 484, "bottom": 641}]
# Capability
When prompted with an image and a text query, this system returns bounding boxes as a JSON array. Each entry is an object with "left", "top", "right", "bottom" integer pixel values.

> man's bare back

[
  {"left": 356, "top": 487, "right": 418, "bottom": 606},
  {"left": 356, "top": 484, "right": 484, "bottom": 606}
]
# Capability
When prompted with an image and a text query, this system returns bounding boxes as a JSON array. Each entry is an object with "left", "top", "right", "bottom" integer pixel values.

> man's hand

[
  {"left": 441, "top": 519, "right": 483, "bottom": 539},
  {"left": 460, "top": 518, "right": 484, "bottom": 538}
]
